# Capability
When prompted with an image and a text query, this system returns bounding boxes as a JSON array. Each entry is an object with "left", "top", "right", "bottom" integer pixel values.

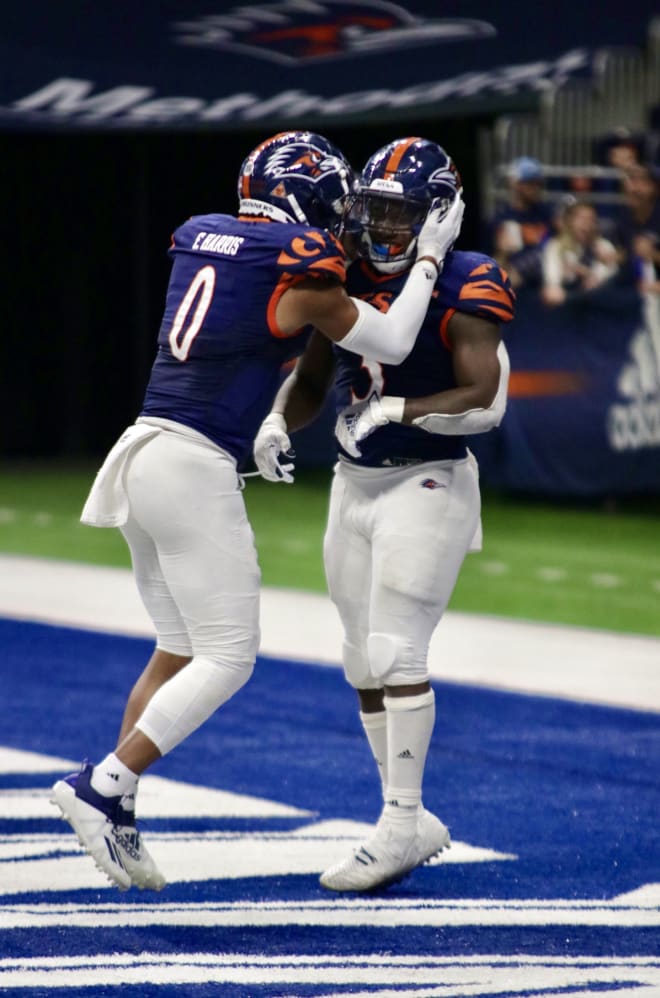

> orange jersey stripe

[
  {"left": 307, "top": 256, "right": 346, "bottom": 280},
  {"left": 439, "top": 307, "right": 456, "bottom": 349},
  {"left": 459, "top": 279, "right": 515, "bottom": 314},
  {"left": 384, "top": 137, "right": 421, "bottom": 178},
  {"left": 266, "top": 273, "right": 307, "bottom": 338}
]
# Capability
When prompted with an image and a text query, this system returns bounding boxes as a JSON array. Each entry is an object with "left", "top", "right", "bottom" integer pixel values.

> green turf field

[{"left": 1, "top": 461, "right": 659, "bottom": 637}]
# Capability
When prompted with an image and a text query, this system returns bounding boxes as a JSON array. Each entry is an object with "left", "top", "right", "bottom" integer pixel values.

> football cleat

[
  {"left": 319, "top": 807, "right": 450, "bottom": 893},
  {"left": 51, "top": 762, "right": 166, "bottom": 892}
]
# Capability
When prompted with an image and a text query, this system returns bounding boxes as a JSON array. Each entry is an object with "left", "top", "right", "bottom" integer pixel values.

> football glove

[
  {"left": 416, "top": 192, "right": 465, "bottom": 271},
  {"left": 335, "top": 392, "right": 391, "bottom": 458},
  {"left": 253, "top": 413, "right": 295, "bottom": 483}
]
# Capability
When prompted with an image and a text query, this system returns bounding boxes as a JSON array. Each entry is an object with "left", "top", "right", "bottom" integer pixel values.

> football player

[
  {"left": 253, "top": 136, "right": 515, "bottom": 892},
  {"left": 50, "top": 130, "right": 464, "bottom": 892}
]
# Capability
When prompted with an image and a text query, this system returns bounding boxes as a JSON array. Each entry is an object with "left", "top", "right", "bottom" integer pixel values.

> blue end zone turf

[{"left": 1, "top": 616, "right": 659, "bottom": 996}]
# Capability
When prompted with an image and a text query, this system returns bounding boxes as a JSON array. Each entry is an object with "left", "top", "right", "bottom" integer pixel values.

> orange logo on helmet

[{"left": 288, "top": 152, "right": 323, "bottom": 177}]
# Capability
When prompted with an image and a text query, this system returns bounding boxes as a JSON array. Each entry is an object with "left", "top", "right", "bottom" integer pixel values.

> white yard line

[{"left": 1, "top": 554, "right": 659, "bottom": 713}]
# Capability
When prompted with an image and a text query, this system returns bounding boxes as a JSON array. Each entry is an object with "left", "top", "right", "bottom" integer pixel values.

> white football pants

[
  {"left": 119, "top": 423, "right": 260, "bottom": 754},
  {"left": 323, "top": 456, "right": 480, "bottom": 689}
]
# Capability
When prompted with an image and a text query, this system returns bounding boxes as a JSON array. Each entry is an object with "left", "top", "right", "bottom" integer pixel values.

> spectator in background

[
  {"left": 491, "top": 156, "right": 555, "bottom": 290},
  {"left": 615, "top": 163, "right": 660, "bottom": 282},
  {"left": 541, "top": 198, "right": 619, "bottom": 307},
  {"left": 596, "top": 127, "right": 645, "bottom": 174},
  {"left": 593, "top": 128, "right": 646, "bottom": 240},
  {"left": 615, "top": 163, "right": 660, "bottom": 368}
]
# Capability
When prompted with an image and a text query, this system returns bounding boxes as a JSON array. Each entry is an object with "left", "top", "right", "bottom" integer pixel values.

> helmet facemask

[
  {"left": 348, "top": 190, "right": 423, "bottom": 273},
  {"left": 352, "top": 138, "right": 462, "bottom": 273}
]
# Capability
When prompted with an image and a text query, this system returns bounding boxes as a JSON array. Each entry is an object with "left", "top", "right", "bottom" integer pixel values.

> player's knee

[
  {"left": 341, "top": 640, "right": 380, "bottom": 690},
  {"left": 196, "top": 623, "right": 260, "bottom": 672},
  {"left": 201, "top": 654, "right": 255, "bottom": 707},
  {"left": 367, "top": 632, "right": 429, "bottom": 686}
]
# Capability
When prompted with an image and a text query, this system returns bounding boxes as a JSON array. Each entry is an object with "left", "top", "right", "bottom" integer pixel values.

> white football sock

[
  {"left": 382, "top": 689, "right": 435, "bottom": 827},
  {"left": 359, "top": 709, "right": 388, "bottom": 798},
  {"left": 91, "top": 752, "right": 139, "bottom": 798}
]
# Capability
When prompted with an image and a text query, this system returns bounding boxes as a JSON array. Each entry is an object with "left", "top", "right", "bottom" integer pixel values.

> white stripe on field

[
  {"left": 1, "top": 897, "right": 659, "bottom": 930},
  {"left": 0, "top": 555, "right": 659, "bottom": 712},
  {"left": 0, "top": 952, "right": 659, "bottom": 993}
]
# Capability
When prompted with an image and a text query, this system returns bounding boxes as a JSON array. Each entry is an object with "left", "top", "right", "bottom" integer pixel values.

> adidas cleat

[
  {"left": 320, "top": 807, "right": 450, "bottom": 893},
  {"left": 51, "top": 762, "right": 165, "bottom": 892},
  {"left": 109, "top": 811, "right": 166, "bottom": 891}
]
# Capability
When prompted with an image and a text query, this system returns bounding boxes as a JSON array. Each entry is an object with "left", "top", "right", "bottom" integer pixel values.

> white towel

[
  {"left": 81, "top": 423, "right": 161, "bottom": 527},
  {"left": 467, "top": 448, "right": 483, "bottom": 553}
]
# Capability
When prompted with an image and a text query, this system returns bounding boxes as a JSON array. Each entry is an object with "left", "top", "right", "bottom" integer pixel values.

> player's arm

[
  {"left": 334, "top": 313, "right": 509, "bottom": 457},
  {"left": 276, "top": 196, "right": 465, "bottom": 365},
  {"left": 253, "top": 332, "right": 335, "bottom": 483},
  {"left": 401, "top": 312, "right": 507, "bottom": 427},
  {"left": 272, "top": 331, "right": 336, "bottom": 432}
]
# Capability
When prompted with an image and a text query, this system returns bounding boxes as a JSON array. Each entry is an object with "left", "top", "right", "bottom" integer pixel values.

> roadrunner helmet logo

[{"left": 263, "top": 144, "right": 339, "bottom": 184}]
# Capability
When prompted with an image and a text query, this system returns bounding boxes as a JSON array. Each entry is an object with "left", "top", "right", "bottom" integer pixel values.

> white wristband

[{"left": 380, "top": 396, "right": 405, "bottom": 422}]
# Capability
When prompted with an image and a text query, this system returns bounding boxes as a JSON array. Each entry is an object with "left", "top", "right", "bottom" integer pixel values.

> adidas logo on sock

[
  {"left": 106, "top": 772, "right": 120, "bottom": 781},
  {"left": 397, "top": 748, "right": 414, "bottom": 759}
]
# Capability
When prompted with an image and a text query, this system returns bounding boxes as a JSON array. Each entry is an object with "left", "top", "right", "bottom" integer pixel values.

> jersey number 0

[{"left": 168, "top": 265, "right": 216, "bottom": 361}]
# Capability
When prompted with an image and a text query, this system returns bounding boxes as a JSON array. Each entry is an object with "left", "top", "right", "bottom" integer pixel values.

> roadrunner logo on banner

[{"left": 172, "top": 0, "right": 497, "bottom": 64}]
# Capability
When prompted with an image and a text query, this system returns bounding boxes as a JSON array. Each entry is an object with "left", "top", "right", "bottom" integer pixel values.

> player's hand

[
  {"left": 253, "top": 413, "right": 295, "bottom": 483},
  {"left": 335, "top": 392, "right": 389, "bottom": 458},
  {"left": 416, "top": 193, "right": 465, "bottom": 271}
]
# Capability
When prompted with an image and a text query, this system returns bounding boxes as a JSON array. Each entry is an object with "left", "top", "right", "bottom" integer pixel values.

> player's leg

[
  {"left": 323, "top": 466, "right": 387, "bottom": 798},
  {"left": 117, "top": 648, "right": 191, "bottom": 743},
  {"left": 54, "top": 432, "right": 260, "bottom": 891},
  {"left": 51, "top": 470, "right": 195, "bottom": 891},
  {"left": 321, "top": 457, "right": 480, "bottom": 891},
  {"left": 117, "top": 516, "right": 193, "bottom": 743},
  {"left": 375, "top": 458, "right": 479, "bottom": 817},
  {"left": 119, "top": 431, "right": 260, "bottom": 767}
]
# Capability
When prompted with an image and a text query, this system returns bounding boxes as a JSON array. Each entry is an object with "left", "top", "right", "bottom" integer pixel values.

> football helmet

[
  {"left": 237, "top": 131, "right": 356, "bottom": 234},
  {"left": 349, "top": 137, "right": 462, "bottom": 273}
]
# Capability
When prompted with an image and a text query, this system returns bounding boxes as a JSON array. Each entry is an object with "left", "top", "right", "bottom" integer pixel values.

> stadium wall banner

[
  {"left": 469, "top": 286, "right": 660, "bottom": 497},
  {"left": 0, "top": 0, "right": 655, "bottom": 130},
  {"left": 293, "top": 285, "right": 660, "bottom": 497}
]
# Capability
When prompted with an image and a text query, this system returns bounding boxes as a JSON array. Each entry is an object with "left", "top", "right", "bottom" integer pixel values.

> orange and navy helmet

[
  {"left": 237, "top": 131, "right": 356, "bottom": 235},
  {"left": 349, "top": 136, "right": 462, "bottom": 273}
]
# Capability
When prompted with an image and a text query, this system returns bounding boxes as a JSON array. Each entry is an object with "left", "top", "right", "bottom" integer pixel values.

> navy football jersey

[
  {"left": 336, "top": 250, "right": 515, "bottom": 466},
  {"left": 141, "top": 213, "right": 345, "bottom": 463}
]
